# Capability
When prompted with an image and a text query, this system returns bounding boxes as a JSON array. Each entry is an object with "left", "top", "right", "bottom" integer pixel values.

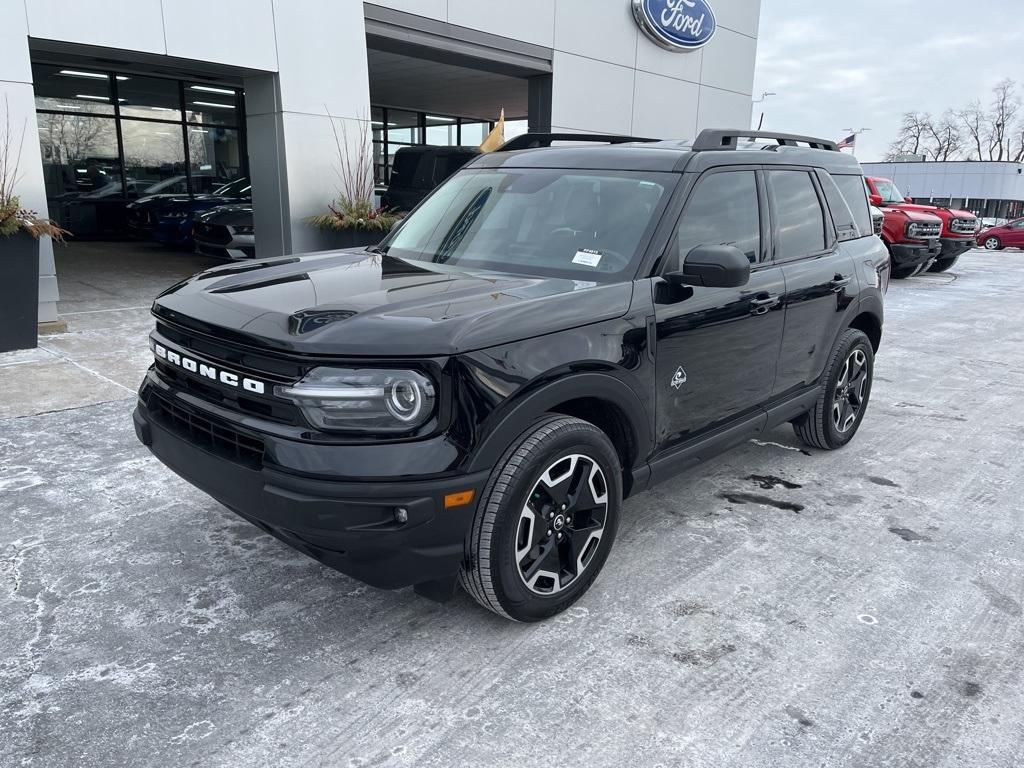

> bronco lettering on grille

[{"left": 153, "top": 342, "right": 266, "bottom": 394}]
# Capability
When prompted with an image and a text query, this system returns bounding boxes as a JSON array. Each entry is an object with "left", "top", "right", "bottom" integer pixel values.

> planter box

[
  {"left": 0, "top": 232, "right": 40, "bottom": 353},
  {"left": 317, "top": 227, "right": 386, "bottom": 251}
]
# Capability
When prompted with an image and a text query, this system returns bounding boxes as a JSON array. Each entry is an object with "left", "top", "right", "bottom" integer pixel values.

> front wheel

[
  {"left": 983, "top": 236, "right": 1002, "bottom": 250},
  {"left": 793, "top": 329, "right": 874, "bottom": 450},
  {"left": 459, "top": 415, "right": 622, "bottom": 622}
]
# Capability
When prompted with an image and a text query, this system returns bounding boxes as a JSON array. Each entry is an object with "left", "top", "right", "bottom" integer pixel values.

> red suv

[
  {"left": 978, "top": 218, "right": 1024, "bottom": 250},
  {"left": 865, "top": 177, "right": 979, "bottom": 273}
]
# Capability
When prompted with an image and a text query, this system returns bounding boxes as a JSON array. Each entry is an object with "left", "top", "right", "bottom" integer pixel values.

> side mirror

[
  {"left": 903, "top": 196, "right": 913, "bottom": 204},
  {"left": 869, "top": 193, "right": 884, "bottom": 207},
  {"left": 666, "top": 244, "right": 751, "bottom": 288}
]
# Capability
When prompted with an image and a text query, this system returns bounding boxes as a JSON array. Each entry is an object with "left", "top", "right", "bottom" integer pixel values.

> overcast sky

[{"left": 752, "top": 0, "right": 1024, "bottom": 162}]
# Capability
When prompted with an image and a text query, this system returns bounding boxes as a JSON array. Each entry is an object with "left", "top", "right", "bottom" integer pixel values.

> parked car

[
  {"left": 134, "top": 129, "right": 887, "bottom": 621},
  {"left": 380, "top": 146, "right": 480, "bottom": 212},
  {"left": 865, "top": 177, "right": 979, "bottom": 272},
  {"left": 128, "top": 177, "right": 251, "bottom": 247},
  {"left": 193, "top": 204, "right": 255, "bottom": 260},
  {"left": 875, "top": 204, "right": 943, "bottom": 279},
  {"left": 979, "top": 217, "right": 1008, "bottom": 230},
  {"left": 978, "top": 218, "right": 1024, "bottom": 250}
]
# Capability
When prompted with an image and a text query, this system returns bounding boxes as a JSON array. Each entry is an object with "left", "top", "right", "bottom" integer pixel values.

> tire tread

[{"left": 459, "top": 415, "right": 614, "bottom": 621}]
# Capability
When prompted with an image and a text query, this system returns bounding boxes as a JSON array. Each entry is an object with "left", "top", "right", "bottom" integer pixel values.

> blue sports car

[{"left": 126, "top": 177, "right": 251, "bottom": 247}]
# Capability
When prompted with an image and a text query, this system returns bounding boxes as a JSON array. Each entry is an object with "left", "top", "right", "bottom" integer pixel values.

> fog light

[{"left": 394, "top": 507, "right": 409, "bottom": 523}]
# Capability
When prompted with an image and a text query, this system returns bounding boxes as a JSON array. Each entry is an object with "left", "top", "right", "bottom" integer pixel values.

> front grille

[
  {"left": 950, "top": 218, "right": 977, "bottom": 234},
  {"left": 194, "top": 222, "right": 232, "bottom": 245},
  {"left": 156, "top": 322, "right": 302, "bottom": 378},
  {"left": 913, "top": 223, "right": 942, "bottom": 238},
  {"left": 150, "top": 392, "right": 264, "bottom": 468}
]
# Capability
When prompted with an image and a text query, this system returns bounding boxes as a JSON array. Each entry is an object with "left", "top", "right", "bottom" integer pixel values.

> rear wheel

[
  {"left": 793, "top": 329, "right": 874, "bottom": 450},
  {"left": 460, "top": 416, "right": 622, "bottom": 622},
  {"left": 983, "top": 236, "right": 1002, "bottom": 250},
  {"left": 928, "top": 255, "right": 960, "bottom": 273}
]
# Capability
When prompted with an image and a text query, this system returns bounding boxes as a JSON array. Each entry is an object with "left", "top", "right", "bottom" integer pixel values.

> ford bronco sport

[{"left": 134, "top": 129, "right": 888, "bottom": 622}]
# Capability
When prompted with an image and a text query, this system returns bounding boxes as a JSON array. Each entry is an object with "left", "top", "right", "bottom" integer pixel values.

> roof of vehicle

[{"left": 471, "top": 130, "right": 864, "bottom": 175}]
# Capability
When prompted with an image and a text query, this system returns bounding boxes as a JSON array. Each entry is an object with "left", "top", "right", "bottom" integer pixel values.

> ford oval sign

[{"left": 632, "top": 0, "right": 717, "bottom": 52}]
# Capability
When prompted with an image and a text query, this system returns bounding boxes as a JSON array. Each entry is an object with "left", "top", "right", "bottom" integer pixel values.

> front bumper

[
  {"left": 133, "top": 383, "right": 488, "bottom": 590},
  {"left": 153, "top": 219, "right": 194, "bottom": 246},
  {"left": 939, "top": 237, "right": 973, "bottom": 259},
  {"left": 889, "top": 240, "right": 941, "bottom": 268}
]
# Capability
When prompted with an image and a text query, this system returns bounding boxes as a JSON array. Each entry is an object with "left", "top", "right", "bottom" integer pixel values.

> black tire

[
  {"left": 793, "top": 329, "right": 874, "bottom": 450},
  {"left": 459, "top": 415, "right": 622, "bottom": 622},
  {"left": 982, "top": 236, "right": 1002, "bottom": 251},
  {"left": 928, "top": 255, "right": 959, "bottom": 273}
]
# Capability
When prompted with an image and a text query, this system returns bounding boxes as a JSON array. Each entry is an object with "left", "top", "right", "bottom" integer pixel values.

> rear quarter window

[{"left": 832, "top": 173, "right": 874, "bottom": 238}]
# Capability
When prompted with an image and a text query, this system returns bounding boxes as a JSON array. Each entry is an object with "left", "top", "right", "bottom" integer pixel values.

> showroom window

[
  {"left": 372, "top": 106, "right": 494, "bottom": 185},
  {"left": 32, "top": 63, "right": 247, "bottom": 236}
]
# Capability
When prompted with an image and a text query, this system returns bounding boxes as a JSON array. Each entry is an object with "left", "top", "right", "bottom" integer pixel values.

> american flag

[{"left": 837, "top": 134, "right": 857, "bottom": 151}]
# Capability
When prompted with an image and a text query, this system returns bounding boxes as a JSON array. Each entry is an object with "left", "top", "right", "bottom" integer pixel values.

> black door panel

[
  {"left": 776, "top": 253, "right": 857, "bottom": 395},
  {"left": 653, "top": 267, "right": 785, "bottom": 450}
]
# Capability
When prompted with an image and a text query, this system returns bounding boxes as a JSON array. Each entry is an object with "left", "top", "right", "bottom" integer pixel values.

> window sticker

[{"left": 572, "top": 249, "right": 603, "bottom": 267}]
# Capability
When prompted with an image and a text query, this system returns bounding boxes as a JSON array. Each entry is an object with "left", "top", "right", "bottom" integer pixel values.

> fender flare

[
  {"left": 466, "top": 372, "right": 653, "bottom": 475},
  {"left": 832, "top": 294, "right": 883, "bottom": 352}
]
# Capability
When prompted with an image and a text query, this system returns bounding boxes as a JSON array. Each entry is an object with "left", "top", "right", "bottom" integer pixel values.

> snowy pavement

[{"left": 2, "top": 250, "right": 1023, "bottom": 767}]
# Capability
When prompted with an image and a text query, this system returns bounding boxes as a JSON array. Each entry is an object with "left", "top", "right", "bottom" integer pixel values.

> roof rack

[
  {"left": 692, "top": 129, "right": 838, "bottom": 152},
  {"left": 499, "top": 132, "right": 658, "bottom": 152}
]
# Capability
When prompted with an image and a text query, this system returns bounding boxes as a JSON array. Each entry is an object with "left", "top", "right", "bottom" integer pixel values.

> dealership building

[
  {"left": 2, "top": 0, "right": 762, "bottom": 328},
  {"left": 861, "top": 160, "right": 1024, "bottom": 221}
]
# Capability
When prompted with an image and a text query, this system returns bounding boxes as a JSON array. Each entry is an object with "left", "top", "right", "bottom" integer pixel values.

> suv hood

[
  {"left": 882, "top": 206, "right": 942, "bottom": 223},
  {"left": 152, "top": 250, "right": 633, "bottom": 357},
  {"left": 898, "top": 202, "right": 975, "bottom": 219}
]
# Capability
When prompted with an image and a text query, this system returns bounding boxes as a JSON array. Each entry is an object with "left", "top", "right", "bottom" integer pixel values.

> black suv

[{"left": 134, "top": 130, "right": 887, "bottom": 622}]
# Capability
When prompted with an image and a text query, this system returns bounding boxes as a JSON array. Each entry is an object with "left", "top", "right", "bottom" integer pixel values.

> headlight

[
  {"left": 275, "top": 367, "right": 437, "bottom": 433},
  {"left": 231, "top": 225, "right": 254, "bottom": 235}
]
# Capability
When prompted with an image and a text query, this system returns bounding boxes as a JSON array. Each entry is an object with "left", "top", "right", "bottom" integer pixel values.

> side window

[
  {"left": 670, "top": 170, "right": 761, "bottom": 269},
  {"left": 767, "top": 170, "right": 826, "bottom": 260},
  {"left": 817, "top": 170, "right": 859, "bottom": 241},
  {"left": 832, "top": 173, "right": 874, "bottom": 238}
]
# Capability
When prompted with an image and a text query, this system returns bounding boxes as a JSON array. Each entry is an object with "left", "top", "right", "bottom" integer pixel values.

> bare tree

[
  {"left": 37, "top": 112, "right": 107, "bottom": 165},
  {"left": 885, "top": 112, "right": 930, "bottom": 160},
  {"left": 956, "top": 101, "right": 986, "bottom": 160},
  {"left": 925, "top": 110, "right": 964, "bottom": 161},
  {"left": 988, "top": 79, "right": 1019, "bottom": 161},
  {"left": 886, "top": 80, "right": 1024, "bottom": 162}
]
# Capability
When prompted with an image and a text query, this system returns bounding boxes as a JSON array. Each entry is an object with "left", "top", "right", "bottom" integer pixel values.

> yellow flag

[{"left": 478, "top": 109, "right": 506, "bottom": 153}]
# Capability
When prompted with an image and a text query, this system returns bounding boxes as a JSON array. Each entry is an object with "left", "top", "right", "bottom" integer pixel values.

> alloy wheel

[
  {"left": 832, "top": 348, "right": 869, "bottom": 433},
  {"left": 515, "top": 454, "right": 608, "bottom": 595},
  {"left": 985, "top": 237, "right": 1001, "bottom": 250}
]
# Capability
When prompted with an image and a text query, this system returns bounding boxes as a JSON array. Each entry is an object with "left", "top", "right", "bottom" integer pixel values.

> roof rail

[
  {"left": 499, "top": 132, "right": 658, "bottom": 152},
  {"left": 692, "top": 129, "right": 838, "bottom": 152}
]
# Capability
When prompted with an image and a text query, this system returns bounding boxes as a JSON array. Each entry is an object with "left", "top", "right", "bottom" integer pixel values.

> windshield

[
  {"left": 873, "top": 179, "right": 905, "bottom": 204},
  {"left": 381, "top": 168, "right": 674, "bottom": 281}
]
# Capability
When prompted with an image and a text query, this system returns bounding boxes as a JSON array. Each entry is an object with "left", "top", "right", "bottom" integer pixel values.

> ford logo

[{"left": 632, "top": 0, "right": 717, "bottom": 52}]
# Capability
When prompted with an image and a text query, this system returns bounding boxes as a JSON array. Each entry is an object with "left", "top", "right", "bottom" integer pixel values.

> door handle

[
  {"left": 749, "top": 295, "right": 780, "bottom": 315},
  {"left": 829, "top": 275, "right": 852, "bottom": 292}
]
